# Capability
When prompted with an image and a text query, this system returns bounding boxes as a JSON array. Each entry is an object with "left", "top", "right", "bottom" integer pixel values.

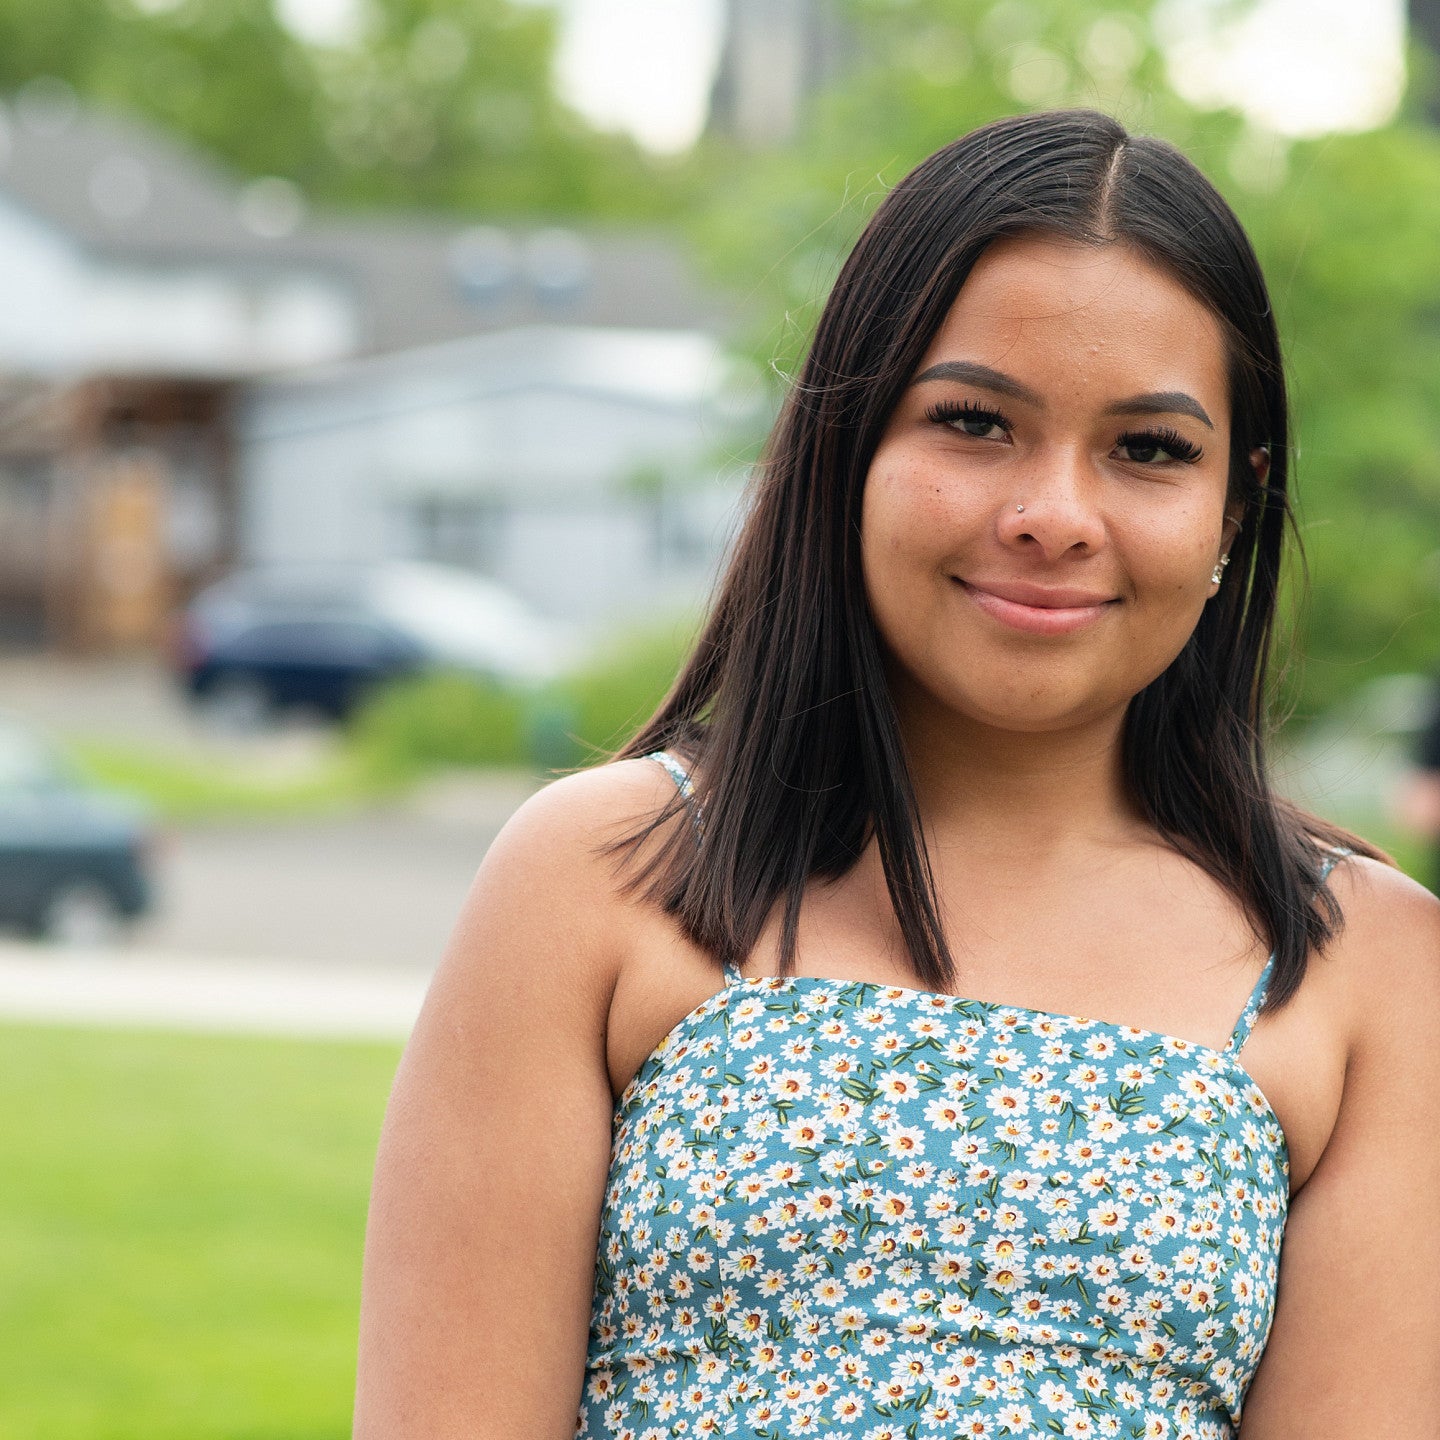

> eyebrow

[
  {"left": 1104, "top": 391, "right": 1214, "bottom": 431},
  {"left": 911, "top": 361, "right": 1215, "bottom": 431},
  {"left": 912, "top": 361, "right": 1041, "bottom": 404}
]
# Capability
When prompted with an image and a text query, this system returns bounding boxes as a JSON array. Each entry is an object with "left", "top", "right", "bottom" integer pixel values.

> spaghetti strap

[
  {"left": 1226, "top": 847, "right": 1353, "bottom": 1056},
  {"left": 1226, "top": 953, "right": 1276, "bottom": 1057},
  {"left": 645, "top": 750, "right": 741, "bottom": 989},
  {"left": 645, "top": 748, "right": 704, "bottom": 838}
]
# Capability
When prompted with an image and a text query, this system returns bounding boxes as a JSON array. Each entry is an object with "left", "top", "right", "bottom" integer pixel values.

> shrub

[
  {"left": 346, "top": 670, "right": 530, "bottom": 776},
  {"left": 561, "top": 621, "right": 698, "bottom": 764},
  {"left": 345, "top": 620, "right": 699, "bottom": 777}
]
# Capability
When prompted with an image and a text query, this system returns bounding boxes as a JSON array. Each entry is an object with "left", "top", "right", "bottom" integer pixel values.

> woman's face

[{"left": 861, "top": 233, "right": 1242, "bottom": 739}]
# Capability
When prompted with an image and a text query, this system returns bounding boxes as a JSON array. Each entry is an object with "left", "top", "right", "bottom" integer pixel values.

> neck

[{"left": 893, "top": 685, "right": 1146, "bottom": 866}]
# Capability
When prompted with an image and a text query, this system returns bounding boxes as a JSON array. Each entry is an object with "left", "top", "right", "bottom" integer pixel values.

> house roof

[
  {"left": 284, "top": 217, "right": 733, "bottom": 356},
  {"left": 247, "top": 323, "right": 739, "bottom": 421},
  {"left": 0, "top": 94, "right": 732, "bottom": 357},
  {"left": 0, "top": 96, "right": 282, "bottom": 264}
]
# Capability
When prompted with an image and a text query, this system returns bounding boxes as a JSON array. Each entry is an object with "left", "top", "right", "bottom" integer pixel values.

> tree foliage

[
  {"left": 0, "top": 0, "right": 329, "bottom": 182},
  {"left": 306, "top": 0, "right": 670, "bottom": 216},
  {"left": 0, "top": 0, "right": 675, "bottom": 218},
  {"left": 1240, "top": 125, "right": 1440, "bottom": 715},
  {"left": 688, "top": 0, "right": 1440, "bottom": 718}
]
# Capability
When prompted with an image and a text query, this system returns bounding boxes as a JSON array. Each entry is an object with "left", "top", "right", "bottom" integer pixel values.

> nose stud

[{"left": 1015, "top": 503, "right": 1025, "bottom": 513}]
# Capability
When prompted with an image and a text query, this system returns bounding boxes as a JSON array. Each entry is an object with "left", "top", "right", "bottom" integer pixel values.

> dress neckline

[{"left": 620, "top": 969, "right": 1290, "bottom": 1177}]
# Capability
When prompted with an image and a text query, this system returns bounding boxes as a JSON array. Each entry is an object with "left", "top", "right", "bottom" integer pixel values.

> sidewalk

[{"left": 0, "top": 940, "right": 428, "bottom": 1041}]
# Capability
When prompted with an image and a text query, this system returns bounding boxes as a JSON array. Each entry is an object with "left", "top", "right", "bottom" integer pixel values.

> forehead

[{"left": 916, "top": 234, "right": 1229, "bottom": 418}]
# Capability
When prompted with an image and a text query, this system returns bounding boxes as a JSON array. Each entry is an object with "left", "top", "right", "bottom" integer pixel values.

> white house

[
  {"left": 239, "top": 324, "right": 757, "bottom": 626},
  {"left": 0, "top": 85, "right": 751, "bottom": 649},
  {"left": 0, "top": 87, "right": 356, "bottom": 380}
]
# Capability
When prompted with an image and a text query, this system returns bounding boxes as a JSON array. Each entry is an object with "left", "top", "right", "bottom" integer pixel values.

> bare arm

[
  {"left": 353, "top": 764, "right": 656, "bottom": 1439},
  {"left": 1239, "top": 859, "right": 1440, "bottom": 1437}
]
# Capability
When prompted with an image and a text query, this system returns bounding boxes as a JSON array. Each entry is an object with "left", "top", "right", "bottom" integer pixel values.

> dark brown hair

[{"left": 615, "top": 108, "right": 1379, "bottom": 1011}]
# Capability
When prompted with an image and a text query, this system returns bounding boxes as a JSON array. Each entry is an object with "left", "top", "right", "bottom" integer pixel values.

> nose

[{"left": 996, "top": 447, "right": 1106, "bottom": 561}]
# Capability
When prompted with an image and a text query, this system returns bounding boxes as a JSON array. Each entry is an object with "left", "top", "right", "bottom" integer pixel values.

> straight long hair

[{"left": 616, "top": 109, "right": 1378, "bottom": 1012}]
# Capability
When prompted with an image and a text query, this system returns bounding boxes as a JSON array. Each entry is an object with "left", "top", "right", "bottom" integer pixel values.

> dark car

[
  {"left": 0, "top": 715, "right": 159, "bottom": 943},
  {"left": 180, "top": 613, "right": 429, "bottom": 727},
  {"left": 169, "top": 561, "right": 570, "bottom": 728}
]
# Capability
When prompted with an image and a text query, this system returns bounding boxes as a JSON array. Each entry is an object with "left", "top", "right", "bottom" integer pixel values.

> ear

[
  {"left": 1250, "top": 444, "right": 1271, "bottom": 487},
  {"left": 1219, "top": 446, "right": 1269, "bottom": 555}
]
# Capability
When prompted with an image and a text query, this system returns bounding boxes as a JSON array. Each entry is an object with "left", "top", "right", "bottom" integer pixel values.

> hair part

[{"left": 614, "top": 108, "right": 1383, "bottom": 1013}]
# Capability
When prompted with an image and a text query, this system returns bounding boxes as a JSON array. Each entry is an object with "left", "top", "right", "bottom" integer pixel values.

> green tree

[
  {"left": 691, "top": 0, "right": 1204, "bottom": 382},
  {"left": 689, "top": 0, "right": 1440, "bottom": 719},
  {"left": 0, "top": 0, "right": 677, "bottom": 219},
  {"left": 309, "top": 0, "right": 671, "bottom": 216},
  {"left": 1237, "top": 124, "right": 1440, "bottom": 715},
  {"left": 0, "top": 0, "right": 330, "bottom": 182}
]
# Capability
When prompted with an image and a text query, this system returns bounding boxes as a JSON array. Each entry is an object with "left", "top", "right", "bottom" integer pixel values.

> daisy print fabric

[{"left": 575, "top": 971, "right": 1288, "bottom": 1440}]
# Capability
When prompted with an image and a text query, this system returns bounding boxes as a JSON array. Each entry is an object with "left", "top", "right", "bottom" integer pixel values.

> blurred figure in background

[{"left": 1394, "top": 673, "right": 1440, "bottom": 893}]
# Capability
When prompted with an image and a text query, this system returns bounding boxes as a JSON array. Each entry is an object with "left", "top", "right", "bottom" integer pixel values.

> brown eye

[
  {"left": 924, "top": 401, "right": 1012, "bottom": 441},
  {"left": 1121, "top": 440, "right": 1163, "bottom": 464},
  {"left": 1114, "top": 427, "right": 1204, "bottom": 465}
]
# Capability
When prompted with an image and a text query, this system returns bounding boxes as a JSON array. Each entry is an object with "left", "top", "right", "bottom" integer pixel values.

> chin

[
  {"left": 965, "top": 702, "right": 1118, "bottom": 736},
  {"left": 921, "top": 680, "right": 1126, "bottom": 737}
]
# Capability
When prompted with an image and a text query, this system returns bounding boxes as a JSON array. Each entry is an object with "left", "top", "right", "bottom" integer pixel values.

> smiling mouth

[{"left": 956, "top": 579, "right": 1120, "bottom": 636}]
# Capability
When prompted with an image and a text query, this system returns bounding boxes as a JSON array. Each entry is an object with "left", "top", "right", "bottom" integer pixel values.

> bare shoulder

[
  {"left": 454, "top": 755, "right": 686, "bottom": 982},
  {"left": 355, "top": 755, "right": 687, "bottom": 1438},
  {"left": 1322, "top": 852, "right": 1440, "bottom": 1050},
  {"left": 478, "top": 756, "right": 681, "bottom": 892}
]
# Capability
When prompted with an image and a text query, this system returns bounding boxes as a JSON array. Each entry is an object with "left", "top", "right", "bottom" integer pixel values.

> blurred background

[{"left": 2, "top": 0, "right": 1439, "bottom": 1435}]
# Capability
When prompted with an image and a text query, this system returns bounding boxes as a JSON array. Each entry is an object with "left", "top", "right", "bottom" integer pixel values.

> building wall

[
  {"left": 238, "top": 329, "right": 751, "bottom": 628},
  {"left": 708, "top": 0, "right": 851, "bottom": 147},
  {"left": 0, "top": 196, "right": 87, "bottom": 372}
]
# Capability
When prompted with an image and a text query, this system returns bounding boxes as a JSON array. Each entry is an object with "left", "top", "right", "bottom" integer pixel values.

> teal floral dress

[{"left": 575, "top": 756, "right": 1319, "bottom": 1440}]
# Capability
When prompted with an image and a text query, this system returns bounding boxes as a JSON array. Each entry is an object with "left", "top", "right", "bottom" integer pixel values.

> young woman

[{"left": 354, "top": 111, "right": 1440, "bottom": 1439}]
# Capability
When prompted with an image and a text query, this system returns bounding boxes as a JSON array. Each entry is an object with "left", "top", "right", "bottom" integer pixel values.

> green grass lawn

[
  {"left": 0, "top": 1024, "right": 401, "bottom": 1440},
  {"left": 66, "top": 737, "right": 411, "bottom": 823}
]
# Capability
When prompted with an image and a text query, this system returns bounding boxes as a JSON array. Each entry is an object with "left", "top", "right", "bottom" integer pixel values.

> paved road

[
  {"left": 0, "top": 654, "right": 1411, "bottom": 1038},
  {"left": 0, "top": 768, "right": 541, "bottom": 1037},
  {"left": 124, "top": 770, "right": 540, "bottom": 971},
  {"left": 0, "top": 648, "right": 545, "bottom": 974},
  {"left": 0, "top": 943, "right": 427, "bottom": 1040},
  {"left": 0, "top": 649, "right": 217, "bottom": 751}
]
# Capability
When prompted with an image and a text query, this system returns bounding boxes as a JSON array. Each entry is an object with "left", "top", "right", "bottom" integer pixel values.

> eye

[
  {"left": 924, "top": 400, "right": 1012, "bottom": 441},
  {"left": 1114, "top": 427, "right": 1204, "bottom": 465}
]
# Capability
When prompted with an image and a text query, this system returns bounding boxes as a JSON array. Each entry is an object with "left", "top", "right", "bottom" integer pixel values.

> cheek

[
  {"left": 1126, "top": 480, "right": 1226, "bottom": 569},
  {"left": 1122, "top": 509, "right": 1223, "bottom": 629},
  {"left": 862, "top": 454, "right": 975, "bottom": 568}
]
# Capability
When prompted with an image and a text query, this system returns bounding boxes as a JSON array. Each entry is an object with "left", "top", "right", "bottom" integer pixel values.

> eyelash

[
  {"left": 923, "top": 400, "right": 1205, "bottom": 465},
  {"left": 1116, "top": 425, "right": 1204, "bottom": 464},
  {"left": 925, "top": 400, "right": 1008, "bottom": 434}
]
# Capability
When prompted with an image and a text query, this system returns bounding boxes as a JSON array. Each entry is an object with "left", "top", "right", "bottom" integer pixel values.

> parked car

[
  {"left": 168, "top": 560, "right": 573, "bottom": 728},
  {"left": 0, "top": 713, "right": 159, "bottom": 944}
]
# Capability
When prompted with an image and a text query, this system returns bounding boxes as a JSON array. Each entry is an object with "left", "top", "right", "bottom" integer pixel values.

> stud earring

[{"left": 1211, "top": 554, "right": 1231, "bottom": 586}]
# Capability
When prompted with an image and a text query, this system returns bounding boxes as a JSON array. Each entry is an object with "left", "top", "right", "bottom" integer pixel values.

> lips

[{"left": 956, "top": 578, "right": 1119, "bottom": 636}]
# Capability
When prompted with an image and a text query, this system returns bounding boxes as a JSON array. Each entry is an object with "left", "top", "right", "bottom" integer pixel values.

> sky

[
  {"left": 1160, "top": 0, "right": 1407, "bottom": 138},
  {"left": 275, "top": 0, "right": 1408, "bottom": 155}
]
